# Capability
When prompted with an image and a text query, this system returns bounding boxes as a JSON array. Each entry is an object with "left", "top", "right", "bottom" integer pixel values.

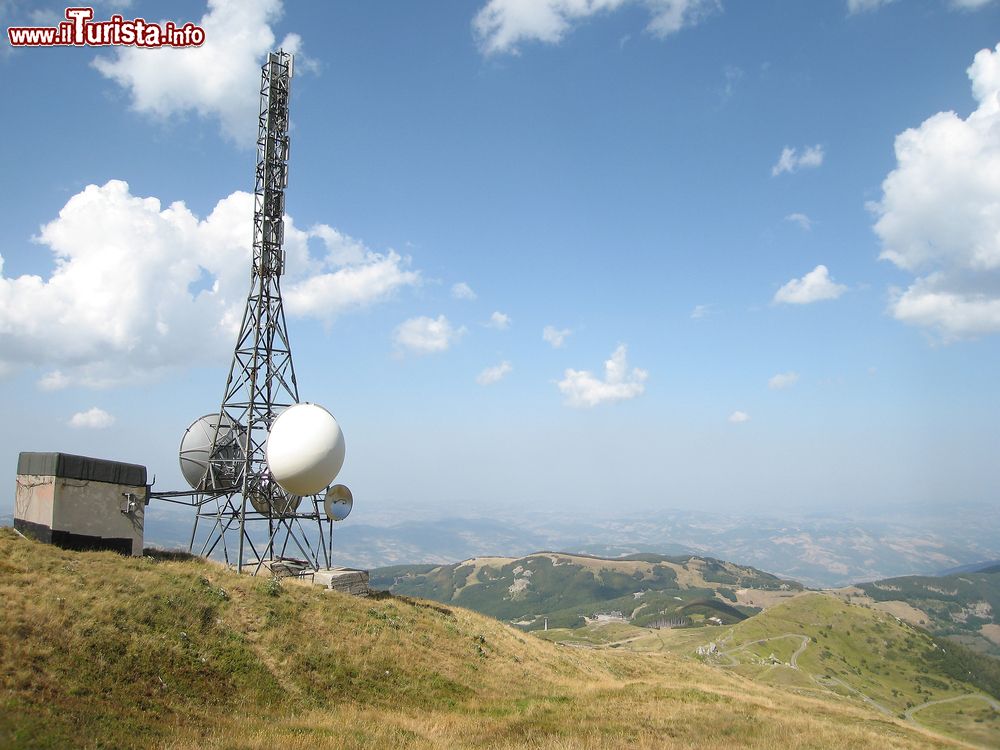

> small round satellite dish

[
  {"left": 266, "top": 402, "right": 345, "bottom": 496},
  {"left": 324, "top": 484, "right": 353, "bottom": 521},
  {"left": 179, "top": 413, "right": 241, "bottom": 491}
]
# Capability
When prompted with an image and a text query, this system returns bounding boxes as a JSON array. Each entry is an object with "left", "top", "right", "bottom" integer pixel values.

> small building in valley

[{"left": 589, "top": 610, "right": 628, "bottom": 623}]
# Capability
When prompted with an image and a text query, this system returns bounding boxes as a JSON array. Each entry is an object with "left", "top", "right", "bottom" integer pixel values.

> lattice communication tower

[{"left": 157, "top": 51, "right": 339, "bottom": 574}]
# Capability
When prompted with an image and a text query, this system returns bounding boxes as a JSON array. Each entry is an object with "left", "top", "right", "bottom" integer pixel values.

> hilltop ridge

[
  {"left": 372, "top": 550, "right": 803, "bottom": 630},
  {"left": 838, "top": 566, "right": 1000, "bottom": 659}
]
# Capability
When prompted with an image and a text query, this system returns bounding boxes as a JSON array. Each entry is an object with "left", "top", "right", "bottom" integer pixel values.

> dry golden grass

[
  {"left": 0, "top": 530, "right": 966, "bottom": 749},
  {"left": 732, "top": 586, "right": 805, "bottom": 609}
]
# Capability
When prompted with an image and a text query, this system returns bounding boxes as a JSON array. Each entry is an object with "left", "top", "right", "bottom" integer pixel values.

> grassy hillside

[
  {"left": 0, "top": 529, "right": 963, "bottom": 749},
  {"left": 847, "top": 567, "right": 1000, "bottom": 658},
  {"left": 540, "top": 593, "right": 1000, "bottom": 748},
  {"left": 371, "top": 551, "right": 802, "bottom": 630}
]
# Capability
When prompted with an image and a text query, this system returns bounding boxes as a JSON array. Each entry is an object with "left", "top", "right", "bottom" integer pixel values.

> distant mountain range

[
  {"left": 137, "top": 502, "right": 999, "bottom": 588},
  {"left": 371, "top": 551, "right": 802, "bottom": 631},
  {"left": 375, "top": 546, "right": 1000, "bottom": 659},
  {"left": 938, "top": 559, "right": 1000, "bottom": 576}
]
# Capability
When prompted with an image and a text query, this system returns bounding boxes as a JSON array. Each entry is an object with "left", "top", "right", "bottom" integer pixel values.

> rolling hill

[
  {"left": 835, "top": 566, "right": 1000, "bottom": 658},
  {"left": 938, "top": 561, "right": 1000, "bottom": 577},
  {"left": 371, "top": 551, "right": 804, "bottom": 630},
  {"left": 0, "top": 529, "right": 958, "bottom": 749},
  {"left": 139, "top": 505, "right": 1000, "bottom": 588}
]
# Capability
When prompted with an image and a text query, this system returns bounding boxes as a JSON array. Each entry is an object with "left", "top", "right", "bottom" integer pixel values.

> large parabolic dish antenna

[
  {"left": 179, "top": 414, "right": 241, "bottom": 491},
  {"left": 266, "top": 403, "right": 346, "bottom": 496}
]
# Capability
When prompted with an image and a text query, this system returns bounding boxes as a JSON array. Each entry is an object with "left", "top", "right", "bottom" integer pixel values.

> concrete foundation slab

[{"left": 314, "top": 567, "right": 370, "bottom": 596}]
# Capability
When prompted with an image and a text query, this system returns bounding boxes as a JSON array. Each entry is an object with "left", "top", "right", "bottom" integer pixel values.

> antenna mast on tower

[{"left": 184, "top": 52, "right": 329, "bottom": 574}]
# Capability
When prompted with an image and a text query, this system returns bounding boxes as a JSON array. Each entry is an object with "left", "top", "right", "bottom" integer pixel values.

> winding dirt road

[
  {"left": 709, "top": 632, "right": 999, "bottom": 724},
  {"left": 904, "top": 693, "right": 1000, "bottom": 722}
]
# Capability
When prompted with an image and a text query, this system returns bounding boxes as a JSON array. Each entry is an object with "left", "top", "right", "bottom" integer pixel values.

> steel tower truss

[{"left": 185, "top": 51, "right": 332, "bottom": 574}]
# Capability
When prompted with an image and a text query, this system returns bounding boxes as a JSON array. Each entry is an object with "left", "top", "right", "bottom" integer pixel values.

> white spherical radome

[{"left": 266, "top": 403, "right": 346, "bottom": 496}]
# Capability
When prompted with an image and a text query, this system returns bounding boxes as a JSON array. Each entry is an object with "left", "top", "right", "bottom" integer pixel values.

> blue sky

[{"left": 2, "top": 0, "right": 999, "bottom": 524}]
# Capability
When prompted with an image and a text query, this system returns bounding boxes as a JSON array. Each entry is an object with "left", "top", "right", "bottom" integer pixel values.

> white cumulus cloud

[
  {"left": 393, "top": 315, "right": 465, "bottom": 355},
  {"left": 557, "top": 344, "right": 647, "bottom": 408},
  {"left": 690, "top": 304, "right": 713, "bottom": 319},
  {"left": 720, "top": 64, "right": 744, "bottom": 101},
  {"left": 69, "top": 407, "right": 115, "bottom": 429},
  {"left": 451, "top": 281, "right": 477, "bottom": 300},
  {"left": 871, "top": 43, "right": 1000, "bottom": 339},
  {"left": 846, "top": 0, "right": 896, "bottom": 14},
  {"left": 476, "top": 360, "right": 512, "bottom": 385},
  {"left": 773, "top": 265, "right": 847, "bottom": 305},
  {"left": 472, "top": 0, "right": 721, "bottom": 56},
  {"left": 728, "top": 410, "right": 750, "bottom": 423},
  {"left": 771, "top": 145, "right": 824, "bottom": 176},
  {"left": 785, "top": 213, "right": 812, "bottom": 231},
  {"left": 93, "top": 0, "right": 304, "bottom": 146},
  {"left": 542, "top": 325, "right": 572, "bottom": 347},
  {"left": 487, "top": 311, "right": 511, "bottom": 329},
  {"left": 284, "top": 249, "right": 419, "bottom": 322},
  {"left": 38, "top": 371, "right": 70, "bottom": 391},
  {"left": 768, "top": 371, "right": 799, "bottom": 389},
  {"left": 0, "top": 180, "right": 419, "bottom": 386}
]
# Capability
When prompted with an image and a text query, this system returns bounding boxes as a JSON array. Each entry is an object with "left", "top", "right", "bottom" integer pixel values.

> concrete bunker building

[{"left": 14, "top": 452, "right": 148, "bottom": 556}]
